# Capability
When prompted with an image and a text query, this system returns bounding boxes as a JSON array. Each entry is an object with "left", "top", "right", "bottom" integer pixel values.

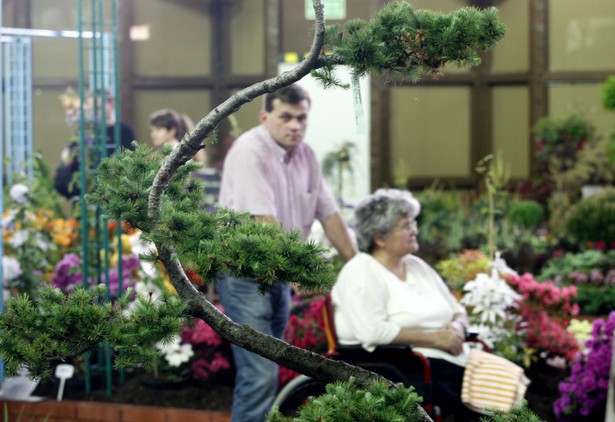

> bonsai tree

[{"left": 0, "top": 1, "right": 508, "bottom": 419}]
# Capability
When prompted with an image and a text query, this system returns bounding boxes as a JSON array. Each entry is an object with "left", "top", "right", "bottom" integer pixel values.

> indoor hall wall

[
  {"left": 387, "top": 0, "right": 531, "bottom": 188},
  {"left": 547, "top": 0, "right": 615, "bottom": 145}
]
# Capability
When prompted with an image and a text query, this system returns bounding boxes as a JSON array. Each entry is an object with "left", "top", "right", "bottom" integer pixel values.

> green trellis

[{"left": 76, "top": 0, "right": 122, "bottom": 397}]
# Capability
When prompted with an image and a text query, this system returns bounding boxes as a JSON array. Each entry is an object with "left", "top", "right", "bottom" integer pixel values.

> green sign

[{"left": 305, "top": 0, "right": 346, "bottom": 20}]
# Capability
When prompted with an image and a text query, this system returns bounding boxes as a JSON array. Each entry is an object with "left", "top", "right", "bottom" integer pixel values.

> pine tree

[{"left": 0, "top": 2, "right": 508, "bottom": 420}]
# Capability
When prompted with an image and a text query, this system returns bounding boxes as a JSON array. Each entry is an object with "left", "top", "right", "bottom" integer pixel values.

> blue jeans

[{"left": 216, "top": 274, "right": 291, "bottom": 422}]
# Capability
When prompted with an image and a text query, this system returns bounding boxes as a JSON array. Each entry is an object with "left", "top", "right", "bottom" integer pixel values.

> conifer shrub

[{"left": 267, "top": 378, "right": 424, "bottom": 422}]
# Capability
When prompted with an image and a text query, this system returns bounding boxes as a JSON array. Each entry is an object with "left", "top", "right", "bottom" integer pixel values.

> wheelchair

[{"left": 272, "top": 293, "right": 490, "bottom": 420}]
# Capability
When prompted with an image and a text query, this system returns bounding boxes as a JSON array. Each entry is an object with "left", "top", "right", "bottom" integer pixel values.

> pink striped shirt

[{"left": 219, "top": 125, "right": 338, "bottom": 240}]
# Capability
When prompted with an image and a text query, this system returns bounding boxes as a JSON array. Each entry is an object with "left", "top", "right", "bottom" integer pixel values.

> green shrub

[
  {"left": 268, "top": 378, "right": 424, "bottom": 422},
  {"left": 602, "top": 76, "right": 615, "bottom": 111},
  {"left": 506, "top": 200, "right": 544, "bottom": 230},
  {"left": 415, "top": 186, "right": 467, "bottom": 263},
  {"left": 564, "top": 188, "right": 615, "bottom": 244},
  {"left": 602, "top": 76, "right": 615, "bottom": 164},
  {"left": 538, "top": 249, "right": 615, "bottom": 315},
  {"left": 538, "top": 249, "right": 615, "bottom": 281},
  {"left": 267, "top": 378, "right": 544, "bottom": 421}
]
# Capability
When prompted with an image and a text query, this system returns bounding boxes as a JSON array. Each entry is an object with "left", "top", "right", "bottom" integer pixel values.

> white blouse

[{"left": 331, "top": 252, "right": 469, "bottom": 366}]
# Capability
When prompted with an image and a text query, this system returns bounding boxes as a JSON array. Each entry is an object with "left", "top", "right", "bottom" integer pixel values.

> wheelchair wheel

[{"left": 272, "top": 375, "right": 327, "bottom": 416}]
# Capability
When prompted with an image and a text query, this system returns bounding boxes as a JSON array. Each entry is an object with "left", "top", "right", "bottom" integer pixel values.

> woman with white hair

[{"left": 331, "top": 188, "right": 476, "bottom": 420}]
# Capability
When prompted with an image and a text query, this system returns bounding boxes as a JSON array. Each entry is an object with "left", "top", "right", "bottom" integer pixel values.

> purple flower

[
  {"left": 554, "top": 311, "right": 615, "bottom": 419},
  {"left": 568, "top": 271, "right": 588, "bottom": 284},
  {"left": 589, "top": 269, "right": 604, "bottom": 283},
  {"left": 51, "top": 253, "right": 82, "bottom": 292}
]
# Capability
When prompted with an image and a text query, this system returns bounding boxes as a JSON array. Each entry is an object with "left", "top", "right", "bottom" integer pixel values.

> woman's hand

[{"left": 433, "top": 324, "right": 465, "bottom": 355}]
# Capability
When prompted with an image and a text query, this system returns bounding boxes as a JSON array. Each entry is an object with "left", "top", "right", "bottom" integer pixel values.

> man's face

[{"left": 260, "top": 98, "right": 310, "bottom": 151}]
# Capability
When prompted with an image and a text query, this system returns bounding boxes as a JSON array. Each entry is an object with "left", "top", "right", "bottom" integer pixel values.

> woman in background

[
  {"left": 331, "top": 188, "right": 478, "bottom": 421},
  {"left": 148, "top": 108, "right": 219, "bottom": 208},
  {"left": 148, "top": 108, "right": 207, "bottom": 165}
]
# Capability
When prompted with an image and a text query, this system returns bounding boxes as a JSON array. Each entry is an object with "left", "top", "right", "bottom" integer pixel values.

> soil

[
  {"left": 32, "top": 367, "right": 234, "bottom": 412},
  {"left": 30, "top": 360, "right": 565, "bottom": 421}
]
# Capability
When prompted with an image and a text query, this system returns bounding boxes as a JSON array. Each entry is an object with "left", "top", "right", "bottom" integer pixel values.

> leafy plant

[
  {"left": 321, "top": 141, "right": 358, "bottom": 202},
  {"left": 537, "top": 249, "right": 615, "bottom": 315},
  {"left": 0, "top": 285, "right": 188, "bottom": 379},
  {"left": 415, "top": 184, "right": 467, "bottom": 262},
  {"left": 436, "top": 249, "right": 489, "bottom": 296},
  {"left": 506, "top": 200, "right": 544, "bottom": 230},
  {"left": 475, "top": 152, "right": 510, "bottom": 260},
  {"left": 538, "top": 249, "right": 615, "bottom": 281},
  {"left": 571, "top": 137, "right": 614, "bottom": 186},
  {"left": 486, "top": 402, "right": 543, "bottom": 422},
  {"left": 564, "top": 187, "right": 615, "bottom": 244},
  {"left": 533, "top": 114, "right": 595, "bottom": 188}
]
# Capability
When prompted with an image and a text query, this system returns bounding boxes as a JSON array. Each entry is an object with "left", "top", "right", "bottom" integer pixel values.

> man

[
  {"left": 217, "top": 83, "right": 357, "bottom": 422},
  {"left": 54, "top": 93, "right": 136, "bottom": 199}
]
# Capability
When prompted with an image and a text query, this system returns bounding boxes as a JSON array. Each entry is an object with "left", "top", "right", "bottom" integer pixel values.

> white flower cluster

[
  {"left": 461, "top": 269, "right": 520, "bottom": 325},
  {"left": 9, "top": 184, "right": 29, "bottom": 205},
  {"left": 155, "top": 335, "right": 194, "bottom": 367},
  {"left": 460, "top": 253, "right": 521, "bottom": 347},
  {"left": 2, "top": 256, "right": 22, "bottom": 282}
]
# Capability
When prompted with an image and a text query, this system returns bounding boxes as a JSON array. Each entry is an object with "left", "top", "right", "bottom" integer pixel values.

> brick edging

[{"left": 2, "top": 399, "right": 231, "bottom": 422}]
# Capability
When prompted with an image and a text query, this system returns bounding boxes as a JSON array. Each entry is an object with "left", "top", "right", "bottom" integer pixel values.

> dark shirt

[{"left": 54, "top": 122, "right": 136, "bottom": 199}]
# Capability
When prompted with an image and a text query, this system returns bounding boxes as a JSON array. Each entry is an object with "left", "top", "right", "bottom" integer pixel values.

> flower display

[
  {"left": 180, "top": 309, "right": 234, "bottom": 383},
  {"left": 436, "top": 249, "right": 489, "bottom": 296},
  {"left": 52, "top": 252, "right": 140, "bottom": 297},
  {"left": 508, "top": 272, "right": 579, "bottom": 320},
  {"left": 140, "top": 302, "right": 233, "bottom": 384},
  {"left": 2, "top": 256, "right": 23, "bottom": 283},
  {"left": 533, "top": 113, "right": 593, "bottom": 177},
  {"left": 2, "top": 175, "right": 80, "bottom": 298},
  {"left": 9, "top": 184, "right": 29, "bottom": 205},
  {"left": 462, "top": 270, "right": 520, "bottom": 326},
  {"left": 507, "top": 272, "right": 580, "bottom": 363},
  {"left": 554, "top": 312, "right": 615, "bottom": 420},
  {"left": 460, "top": 259, "right": 521, "bottom": 352},
  {"left": 567, "top": 318, "right": 593, "bottom": 348},
  {"left": 538, "top": 249, "right": 615, "bottom": 315},
  {"left": 156, "top": 336, "right": 194, "bottom": 368},
  {"left": 279, "top": 294, "right": 328, "bottom": 386}
]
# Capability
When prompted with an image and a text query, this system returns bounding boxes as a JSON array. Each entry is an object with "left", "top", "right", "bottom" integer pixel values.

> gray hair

[{"left": 354, "top": 188, "right": 421, "bottom": 253}]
